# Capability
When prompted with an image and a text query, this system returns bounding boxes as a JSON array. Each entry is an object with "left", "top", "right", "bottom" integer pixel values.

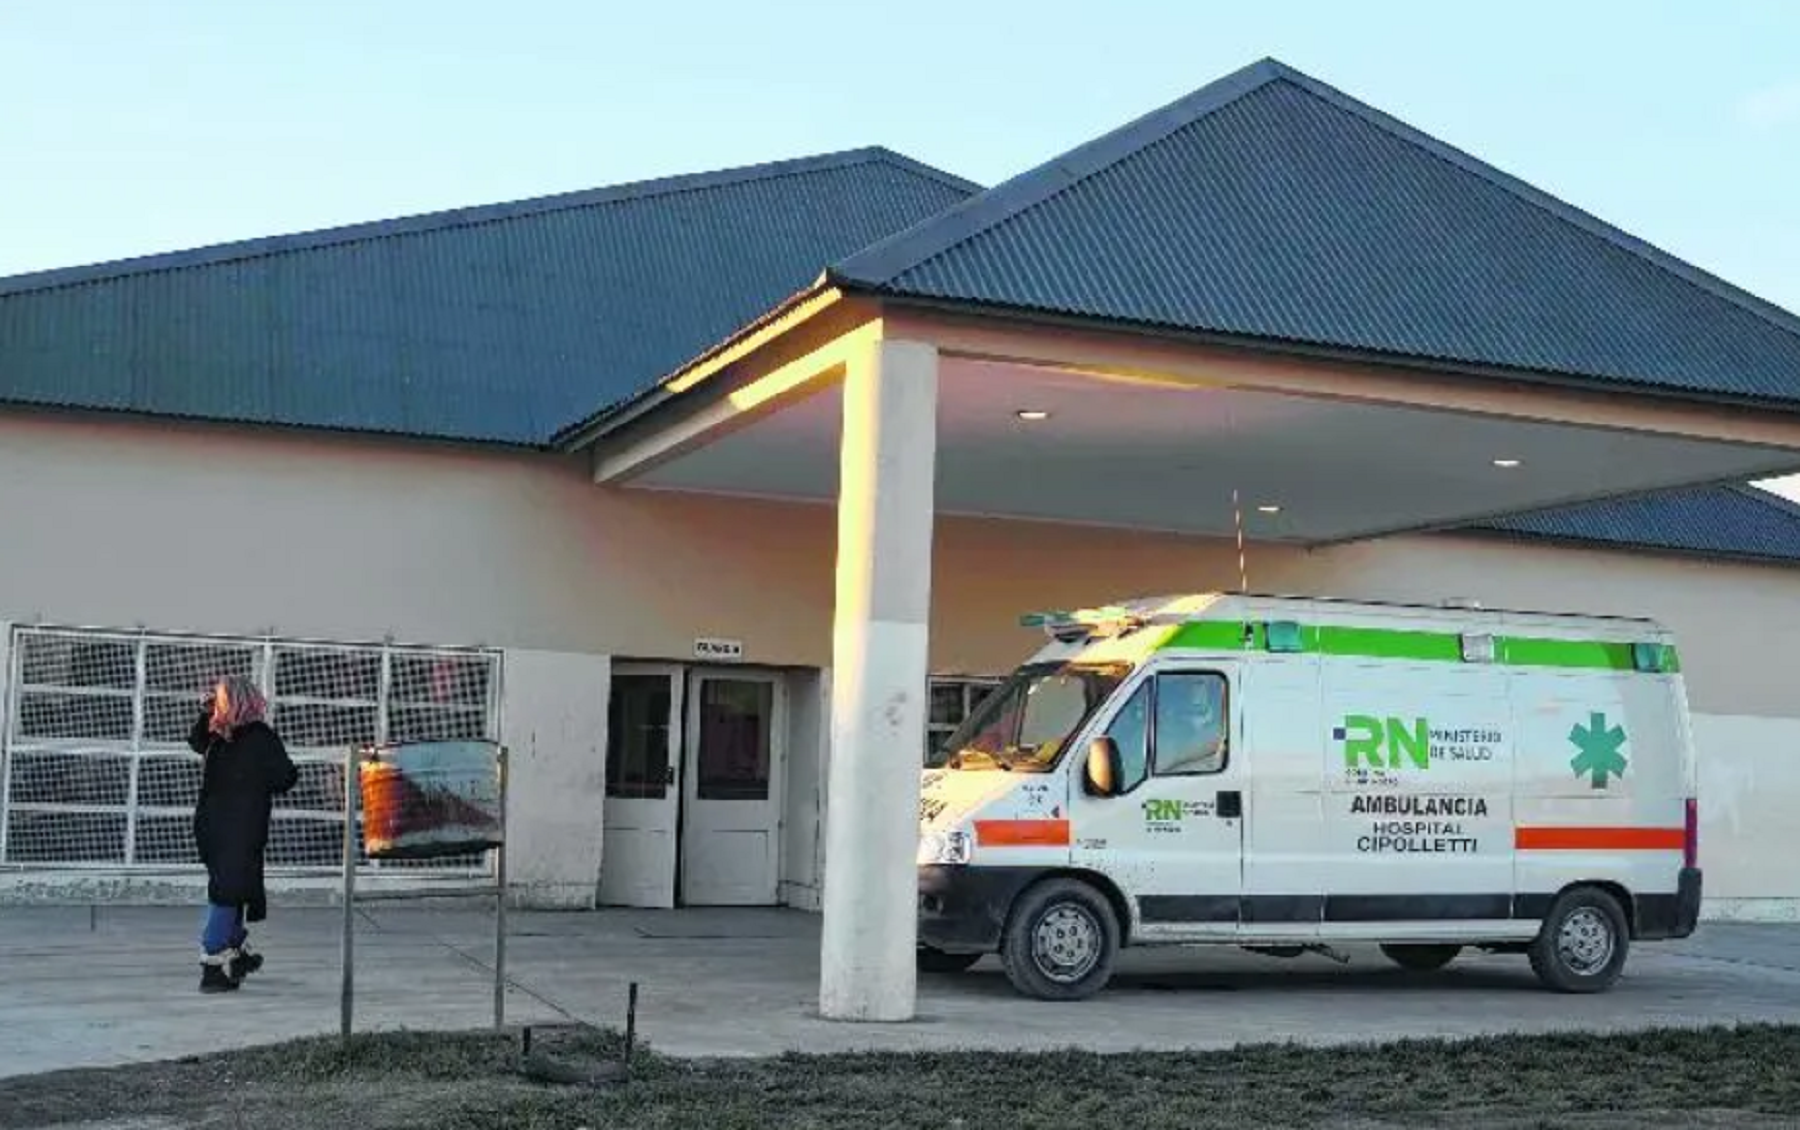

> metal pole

[
  {"left": 625, "top": 981, "right": 639, "bottom": 1068},
  {"left": 340, "top": 744, "right": 358, "bottom": 1045},
  {"left": 493, "top": 744, "right": 508, "bottom": 1032}
]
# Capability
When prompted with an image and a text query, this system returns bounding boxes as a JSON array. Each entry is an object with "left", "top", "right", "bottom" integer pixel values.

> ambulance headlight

[{"left": 917, "top": 829, "right": 973, "bottom": 866}]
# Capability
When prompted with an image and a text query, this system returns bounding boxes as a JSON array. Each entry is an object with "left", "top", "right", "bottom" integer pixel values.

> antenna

[
  {"left": 1231, "top": 487, "right": 1248, "bottom": 595},
  {"left": 1225, "top": 390, "right": 1250, "bottom": 597}
]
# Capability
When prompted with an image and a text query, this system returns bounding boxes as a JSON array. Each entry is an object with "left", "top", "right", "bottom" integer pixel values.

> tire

[
  {"left": 1380, "top": 943, "right": 1462, "bottom": 972},
  {"left": 917, "top": 946, "right": 982, "bottom": 974},
  {"left": 999, "top": 877, "right": 1120, "bottom": 1001},
  {"left": 1528, "top": 887, "right": 1630, "bottom": 993}
]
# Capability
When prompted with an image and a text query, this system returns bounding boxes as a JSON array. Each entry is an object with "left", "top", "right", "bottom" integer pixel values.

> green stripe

[
  {"left": 1163, "top": 621, "right": 1258, "bottom": 651},
  {"left": 1155, "top": 620, "right": 1677, "bottom": 673},
  {"left": 1312, "top": 626, "right": 1464, "bottom": 662},
  {"left": 1498, "top": 636, "right": 1633, "bottom": 671}
]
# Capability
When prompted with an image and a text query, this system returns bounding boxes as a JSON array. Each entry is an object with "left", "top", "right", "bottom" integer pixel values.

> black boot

[
  {"left": 199, "top": 951, "right": 241, "bottom": 993},
  {"left": 237, "top": 942, "right": 264, "bottom": 976}
]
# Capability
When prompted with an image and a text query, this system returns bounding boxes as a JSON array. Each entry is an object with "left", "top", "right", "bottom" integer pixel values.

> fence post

[
  {"left": 494, "top": 744, "right": 509, "bottom": 1032},
  {"left": 340, "top": 743, "right": 358, "bottom": 1045}
]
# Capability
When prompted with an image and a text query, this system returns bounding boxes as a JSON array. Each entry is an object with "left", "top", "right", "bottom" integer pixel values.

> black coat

[{"left": 189, "top": 710, "right": 299, "bottom": 921}]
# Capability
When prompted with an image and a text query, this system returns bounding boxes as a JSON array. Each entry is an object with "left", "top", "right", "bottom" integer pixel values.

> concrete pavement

[{"left": 2, "top": 905, "right": 1799, "bottom": 1079}]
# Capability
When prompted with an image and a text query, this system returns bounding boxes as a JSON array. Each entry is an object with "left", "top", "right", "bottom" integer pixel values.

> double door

[{"left": 599, "top": 664, "right": 785, "bottom": 908}]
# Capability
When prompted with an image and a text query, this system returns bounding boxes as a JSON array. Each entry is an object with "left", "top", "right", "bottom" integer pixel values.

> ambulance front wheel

[
  {"left": 1000, "top": 877, "right": 1121, "bottom": 1001},
  {"left": 1529, "top": 886, "right": 1630, "bottom": 993}
]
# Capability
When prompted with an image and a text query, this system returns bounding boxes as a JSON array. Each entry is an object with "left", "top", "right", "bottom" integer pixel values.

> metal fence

[{"left": 0, "top": 625, "right": 502, "bottom": 873}]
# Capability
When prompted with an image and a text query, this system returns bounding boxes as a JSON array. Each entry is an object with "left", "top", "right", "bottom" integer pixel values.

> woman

[{"left": 188, "top": 675, "right": 299, "bottom": 993}]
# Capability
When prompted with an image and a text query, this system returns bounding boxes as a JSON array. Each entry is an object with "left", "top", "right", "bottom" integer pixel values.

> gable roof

[
  {"left": 1466, "top": 482, "right": 1800, "bottom": 564},
  {"left": 3, "top": 64, "right": 1800, "bottom": 573},
  {"left": 827, "top": 59, "right": 1800, "bottom": 408},
  {"left": 0, "top": 147, "right": 978, "bottom": 445}
]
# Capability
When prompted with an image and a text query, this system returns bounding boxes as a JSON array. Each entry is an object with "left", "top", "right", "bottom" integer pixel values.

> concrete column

[{"left": 819, "top": 338, "right": 938, "bottom": 1022}]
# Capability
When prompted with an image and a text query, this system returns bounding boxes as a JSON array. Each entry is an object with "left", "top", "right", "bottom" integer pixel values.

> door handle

[{"left": 1216, "top": 790, "right": 1242, "bottom": 820}]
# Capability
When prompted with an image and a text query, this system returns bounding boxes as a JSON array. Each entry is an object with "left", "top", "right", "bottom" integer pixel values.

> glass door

[
  {"left": 679, "top": 670, "right": 784, "bottom": 906},
  {"left": 598, "top": 665, "right": 682, "bottom": 907}
]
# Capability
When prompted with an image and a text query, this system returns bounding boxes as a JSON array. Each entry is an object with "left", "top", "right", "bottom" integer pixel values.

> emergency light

[
  {"left": 1460, "top": 633, "right": 1496, "bottom": 663},
  {"left": 1263, "top": 620, "right": 1304, "bottom": 653},
  {"left": 1020, "top": 606, "right": 1148, "bottom": 642}
]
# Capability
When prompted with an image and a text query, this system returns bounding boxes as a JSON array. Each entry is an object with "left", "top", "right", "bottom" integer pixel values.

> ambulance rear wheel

[
  {"left": 1380, "top": 943, "right": 1462, "bottom": 972},
  {"left": 917, "top": 946, "right": 982, "bottom": 974},
  {"left": 1000, "top": 878, "right": 1120, "bottom": 1001},
  {"left": 1529, "top": 887, "right": 1630, "bottom": 993}
]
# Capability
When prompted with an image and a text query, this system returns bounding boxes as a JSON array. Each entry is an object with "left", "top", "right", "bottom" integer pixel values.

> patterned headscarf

[{"left": 210, "top": 675, "right": 269, "bottom": 740}]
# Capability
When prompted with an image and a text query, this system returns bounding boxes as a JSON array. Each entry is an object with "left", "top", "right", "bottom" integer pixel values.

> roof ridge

[
  {"left": 1264, "top": 65, "right": 1800, "bottom": 343},
  {"left": 0, "top": 146, "right": 974, "bottom": 300},
  {"left": 827, "top": 58, "right": 1290, "bottom": 287},
  {"left": 831, "top": 57, "right": 1800, "bottom": 346},
  {"left": 860, "top": 146, "right": 984, "bottom": 196}
]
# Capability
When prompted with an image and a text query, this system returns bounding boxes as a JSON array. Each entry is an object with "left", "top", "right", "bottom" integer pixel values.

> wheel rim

[
  {"left": 1557, "top": 906, "right": 1616, "bottom": 975},
  {"left": 1032, "top": 903, "right": 1101, "bottom": 983}
]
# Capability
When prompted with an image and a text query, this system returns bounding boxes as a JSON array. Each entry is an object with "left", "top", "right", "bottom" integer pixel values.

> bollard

[{"left": 624, "top": 982, "right": 639, "bottom": 1067}]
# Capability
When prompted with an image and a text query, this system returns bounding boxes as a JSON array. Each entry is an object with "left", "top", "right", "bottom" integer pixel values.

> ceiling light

[
  {"left": 1492, "top": 458, "right": 1522, "bottom": 469},
  {"left": 1015, "top": 409, "right": 1051, "bottom": 422},
  {"left": 1256, "top": 504, "right": 1282, "bottom": 514}
]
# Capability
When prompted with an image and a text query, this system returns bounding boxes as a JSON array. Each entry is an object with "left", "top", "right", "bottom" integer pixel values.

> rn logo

[
  {"left": 1143, "top": 798, "right": 1186, "bottom": 822},
  {"left": 1336, "top": 714, "right": 1430, "bottom": 770}
]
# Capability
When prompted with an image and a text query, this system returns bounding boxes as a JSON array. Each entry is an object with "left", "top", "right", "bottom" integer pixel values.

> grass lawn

[{"left": 1, "top": 1023, "right": 1797, "bottom": 1129}]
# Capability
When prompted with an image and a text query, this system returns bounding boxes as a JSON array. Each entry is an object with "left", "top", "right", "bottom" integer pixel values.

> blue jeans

[{"left": 201, "top": 903, "right": 248, "bottom": 956}]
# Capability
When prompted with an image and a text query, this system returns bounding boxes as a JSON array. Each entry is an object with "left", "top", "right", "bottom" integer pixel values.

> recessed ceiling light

[
  {"left": 1015, "top": 409, "right": 1051, "bottom": 422},
  {"left": 1256, "top": 504, "right": 1282, "bottom": 514},
  {"left": 1492, "top": 458, "right": 1522, "bottom": 469}
]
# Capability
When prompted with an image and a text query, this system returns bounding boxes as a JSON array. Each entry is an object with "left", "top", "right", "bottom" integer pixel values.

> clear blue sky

[
  {"left": 4, "top": 1, "right": 1800, "bottom": 497},
  {"left": 3, "top": 0, "right": 1796, "bottom": 313}
]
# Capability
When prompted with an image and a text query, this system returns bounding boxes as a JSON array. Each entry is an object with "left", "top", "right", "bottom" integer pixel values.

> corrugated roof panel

[
  {"left": 1467, "top": 484, "right": 1800, "bottom": 563},
  {"left": 830, "top": 61, "right": 1800, "bottom": 407},
  {"left": 0, "top": 149, "right": 978, "bottom": 445}
]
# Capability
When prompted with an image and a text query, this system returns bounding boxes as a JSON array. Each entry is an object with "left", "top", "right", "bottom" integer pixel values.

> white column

[{"left": 819, "top": 338, "right": 938, "bottom": 1022}]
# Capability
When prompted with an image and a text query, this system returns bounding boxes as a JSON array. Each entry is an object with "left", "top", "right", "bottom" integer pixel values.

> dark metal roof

[
  {"left": 1464, "top": 484, "right": 1800, "bottom": 564},
  {"left": 4, "top": 69, "right": 1800, "bottom": 570},
  {"left": 0, "top": 147, "right": 979, "bottom": 445},
  {"left": 828, "top": 59, "right": 1800, "bottom": 408}
]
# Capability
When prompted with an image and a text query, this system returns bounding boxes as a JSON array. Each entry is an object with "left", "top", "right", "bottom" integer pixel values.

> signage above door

[{"left": 693, "top": 637, "right": 745, "bottom": 662}]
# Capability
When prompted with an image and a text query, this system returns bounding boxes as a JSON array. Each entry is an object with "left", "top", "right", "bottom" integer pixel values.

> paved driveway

[{"left": 2, "top": 905, "right": 1798, "bottom": 1079}]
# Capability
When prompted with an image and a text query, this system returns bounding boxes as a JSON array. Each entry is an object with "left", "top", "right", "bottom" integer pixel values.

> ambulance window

[
  {"left": 1152, "top": 671, "right": 1227, "bottom": 776},
  {"left": 1102, "top": 681, "right": 1152, "bottom": 792}
]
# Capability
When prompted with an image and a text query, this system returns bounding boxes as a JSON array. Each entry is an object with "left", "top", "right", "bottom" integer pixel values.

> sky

[{"left": 3, "top": 0, "right": 1798, "bottom": 492}]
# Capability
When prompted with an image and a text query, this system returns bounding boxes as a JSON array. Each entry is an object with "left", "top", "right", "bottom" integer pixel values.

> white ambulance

[{"left": 915, "top": 593, "right": 1701, "bottom": 1000}]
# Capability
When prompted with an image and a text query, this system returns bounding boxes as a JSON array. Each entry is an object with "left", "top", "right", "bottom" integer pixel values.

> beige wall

[
  {"left": 0, "top": 412, "right": 1795, "bottom": 721},
  {"left": 497, "top": 648, "right": 612, "bottom": 909},
  {"left": 3, "top": 412, "right": 1796, "bottom": 914},
  {"left": 1691, "top": 713, "right": 1800, "bottom": 905}
]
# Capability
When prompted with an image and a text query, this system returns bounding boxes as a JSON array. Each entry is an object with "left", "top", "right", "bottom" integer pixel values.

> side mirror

[{"left": 1083, "top": 736, "right": 1123, "bottom": 797}]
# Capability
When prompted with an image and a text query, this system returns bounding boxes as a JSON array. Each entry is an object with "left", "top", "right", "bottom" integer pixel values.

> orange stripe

[
  {"left": 1515, "top": 825, "right": 1685, "bottom": 851},
  {"left": 974, "top": 818, "right": 1071, "bottom": 848}
]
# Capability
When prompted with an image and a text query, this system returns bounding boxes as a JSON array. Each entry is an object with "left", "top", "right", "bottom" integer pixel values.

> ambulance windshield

[{"left": 932, "top": 662, "right": 1130, "bottom": 772}]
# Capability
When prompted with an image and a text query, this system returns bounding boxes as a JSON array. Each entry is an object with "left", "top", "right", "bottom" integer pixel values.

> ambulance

[{"left": 915, "top": 593, "right": 1702, "bottom": 1000}]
